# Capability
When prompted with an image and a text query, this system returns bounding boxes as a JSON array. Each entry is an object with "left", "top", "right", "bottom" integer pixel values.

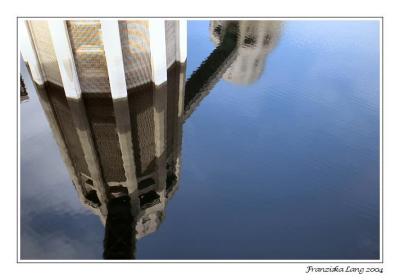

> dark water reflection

[{"left": 20, "top": 20, "right": 380, "bottom": 259}]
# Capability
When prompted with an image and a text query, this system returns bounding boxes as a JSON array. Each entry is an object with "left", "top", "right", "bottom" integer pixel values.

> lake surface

[{"left": 20, "top": 20, "right": 380, "bottom": 260}]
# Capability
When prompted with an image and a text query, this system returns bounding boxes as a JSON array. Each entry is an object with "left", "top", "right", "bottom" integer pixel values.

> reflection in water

[
  {"left": 33, "top": 77, "right": 185, "bottom": 259},
  {"left": 21, "top": 20, "right": 281, "bottom": 259},
  {"left": 210, "top": 20, "right": 282, "bottom": 85},
  {"left": 185, "top": 20, "right": 281, "bottom": 118}
]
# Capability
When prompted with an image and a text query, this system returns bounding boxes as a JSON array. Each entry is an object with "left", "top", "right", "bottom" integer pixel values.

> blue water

[{"left": 20, "top": 20, "right": 380, "bottom": 260}]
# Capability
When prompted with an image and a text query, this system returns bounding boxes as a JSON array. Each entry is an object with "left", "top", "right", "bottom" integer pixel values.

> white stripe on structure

[
  {"left": 148, "top": 20, "right": 167, "bottom": 85},
  {"left": 100, "top": 20, "right": 128, "bottom": 99},
  {"left": 48, "top": 20, "right": 82, "bottom": 99},
  {"left": 100, "top": 20, "right": 138, "bottom": 193},
  {"left": 178, "top": 20, "right": 187, "bottom": 63},
  {"left": 49, "top": 21, "right": 109, "bottom": 205},
  {"left": 19, "top": 20, "right": 45, "bottom": 85}
]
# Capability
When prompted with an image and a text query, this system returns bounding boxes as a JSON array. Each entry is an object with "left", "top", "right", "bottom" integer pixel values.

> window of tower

[
  {"left": 263, "top": 34, "right": 271, "bottom": 46},
  {"left": 138, "top": 177, "right": 156, "bottom": 190},
  {"left": 244, "top": 36, "right": 256, "bottom": 46},
  {"left": 84, "top": 189, "right": 101, "bottom": 208},
  {"left": 139, "top": 190, "right": 160, "bottom": 210}
]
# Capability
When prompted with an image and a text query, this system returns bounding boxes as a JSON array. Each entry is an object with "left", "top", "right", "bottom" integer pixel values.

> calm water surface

[{"left": 20, "top": 20, "right": 380, "bottom": 259}]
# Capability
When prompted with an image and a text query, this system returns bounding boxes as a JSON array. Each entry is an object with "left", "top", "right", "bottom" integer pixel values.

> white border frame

[{"left": 17, "top": 17, "right": 383, "bottom": 264}]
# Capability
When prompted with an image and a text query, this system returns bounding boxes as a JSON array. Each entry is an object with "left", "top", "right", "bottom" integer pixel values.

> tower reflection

[
  {"left": 185, "top": 20, "right": 282, "bottom": 118},
  {"left": 211, "top": 20, "right": 282, "bottom": 85},
  {"left": 21, "top": 20, "right": 281, "bottom": 259}
]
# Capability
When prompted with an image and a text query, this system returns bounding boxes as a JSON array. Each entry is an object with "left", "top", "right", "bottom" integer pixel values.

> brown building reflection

[{"left": 21, "top": 19, "right": 281, "bottom": 259}]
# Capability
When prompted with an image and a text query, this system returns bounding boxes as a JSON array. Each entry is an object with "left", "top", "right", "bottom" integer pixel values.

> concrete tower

[{"left": 20, "top": 19, "right": 187, "bottom": 258}]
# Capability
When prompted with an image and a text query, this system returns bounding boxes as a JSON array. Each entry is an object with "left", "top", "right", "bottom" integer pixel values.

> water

[{"left": 20, "top": 20, "right": 380, "bottom": 260}]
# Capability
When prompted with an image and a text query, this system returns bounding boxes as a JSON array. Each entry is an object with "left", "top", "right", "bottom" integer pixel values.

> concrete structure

[{"left": 20, "top": 20, "right": 187, "bottom": 257}]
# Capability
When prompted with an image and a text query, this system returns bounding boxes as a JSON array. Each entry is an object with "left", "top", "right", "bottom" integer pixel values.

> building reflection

[
  {"left": 20, "top": 19, "right": 281, "bottom": 259},
  {"left": 211, "top": 20, "right": 282, "bottom": 85},
  {"left": 185, "top": 20, "right": 282, "bottom": 118}
]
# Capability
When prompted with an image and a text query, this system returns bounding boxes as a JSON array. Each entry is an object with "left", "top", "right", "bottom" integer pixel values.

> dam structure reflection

[{"left": 20, "top": 20, "right": 282, "bottom": 259}]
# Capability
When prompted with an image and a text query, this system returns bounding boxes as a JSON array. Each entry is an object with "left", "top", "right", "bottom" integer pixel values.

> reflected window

[
  {"left": 138, "top": 177, "right": 155, "bottom": 190},
  {"left": 85, "top": 178, "right": 93, "bottom": 186},
  {"left": 139, "top": 191, "right": 160, "bottom": 210},
  {"left": 244, "top": 36, "right": 256, "bottom": 46},
  {"left": 85, "top": 189, "right": 101, "bottom": 208},
  {"left": 166, "top": 173, "right": 177, "bottom": 196},
  {"left": 109, "top": 185, "right": 128, "bottom": 198},
  {"left": 214, "top": 25, "right": 222, "bottom": 37},
  {"left": 263, "top": 34, "right": 271, "bottom": 46}
]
